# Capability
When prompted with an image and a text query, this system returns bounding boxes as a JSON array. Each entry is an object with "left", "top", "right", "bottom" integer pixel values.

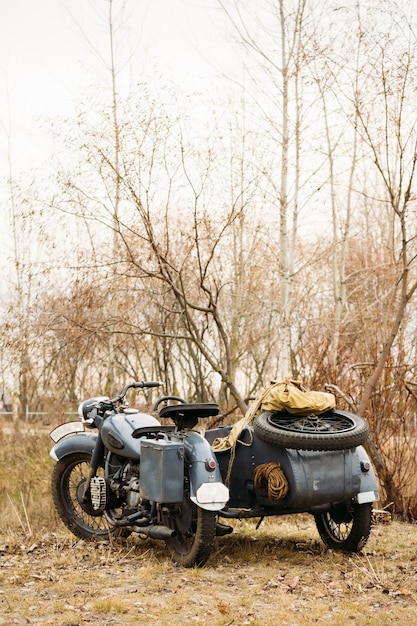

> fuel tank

[{"left": 101, "top": 410, "right": 160, "bottom": 459}]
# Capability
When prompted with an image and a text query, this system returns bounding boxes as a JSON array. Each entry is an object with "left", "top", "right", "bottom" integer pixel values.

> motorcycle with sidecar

[{"left": 49, "top": 380, "right": 378, "bottom": 567}]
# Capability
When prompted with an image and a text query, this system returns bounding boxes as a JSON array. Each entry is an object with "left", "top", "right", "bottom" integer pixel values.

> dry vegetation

[{"left": 1, "top": 425, "right": 417, "bottom": 626}]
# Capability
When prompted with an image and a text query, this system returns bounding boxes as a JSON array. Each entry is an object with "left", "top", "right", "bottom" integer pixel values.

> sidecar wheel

[
  {"left": 163, "top": 483, "right": 216, "bottom": 567},
  {"left": 51, "top": 453, "right": 124, "bottom": 541},
  {"left": 253, "top": 409, "right": 369, "bottom": 450},
  {"left": 314, "top": 501, "right": 372, "bottom": 552}
]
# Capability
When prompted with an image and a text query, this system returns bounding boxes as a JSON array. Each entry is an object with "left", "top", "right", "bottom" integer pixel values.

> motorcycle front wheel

[
  {"left": 51, "top": 452, "right": 122, "bottom": 541},
  {"left": 163, "top": 479, "right": 216, "bottom": 567},
  {"left": 314, "top": 501, "right": 372, "bottom": 552}
]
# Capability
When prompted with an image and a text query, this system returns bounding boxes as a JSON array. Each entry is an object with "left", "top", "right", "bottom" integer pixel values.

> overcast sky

[
  {"left": 0, "top": 0, "right": 234, "bottom": 261},
  {"left": 0, "top": 0, "right": 227, "bottom": 159}
]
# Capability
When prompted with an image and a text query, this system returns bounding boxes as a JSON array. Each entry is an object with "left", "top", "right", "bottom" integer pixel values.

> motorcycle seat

[{"left": 158, "top": 403, "right": 219, "bottom": 421}]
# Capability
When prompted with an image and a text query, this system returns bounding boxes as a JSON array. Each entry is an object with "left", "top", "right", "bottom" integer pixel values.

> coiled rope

[{"left": 254, "top": 462, "right": 289, "bottom": 501}]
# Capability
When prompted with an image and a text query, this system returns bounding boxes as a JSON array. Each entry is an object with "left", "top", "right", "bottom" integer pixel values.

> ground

[{"left": 1, "top": 515, "right": 416, "bottom": 626}]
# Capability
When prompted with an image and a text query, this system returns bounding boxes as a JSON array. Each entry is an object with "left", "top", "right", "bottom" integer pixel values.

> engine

[
  {"left": 120, "top": 463, "right": 141, "bottom": 508},
  {"left": 90, "top": 460, "right": 141, "bottom": 512}
]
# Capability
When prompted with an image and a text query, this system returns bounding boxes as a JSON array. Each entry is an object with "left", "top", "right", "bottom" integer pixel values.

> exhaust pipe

[{"left": 130, "top": 524, "right": 176, "bottom": 539}]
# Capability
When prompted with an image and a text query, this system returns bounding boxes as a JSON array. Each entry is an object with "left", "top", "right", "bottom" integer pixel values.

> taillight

[{"left": 205, "top": 458, "right": 217, "bottom": 471}]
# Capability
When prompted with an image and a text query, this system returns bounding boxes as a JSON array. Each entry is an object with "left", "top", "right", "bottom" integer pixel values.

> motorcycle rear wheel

[
  {"left": 51, "top": 452, "right": 123, "bottom": 541},
  {"left": 314, "top": 501, "right": 372, "bottom": 552},
  {"left": 163, "top": 480, "right": 216, "bottom": 567}
]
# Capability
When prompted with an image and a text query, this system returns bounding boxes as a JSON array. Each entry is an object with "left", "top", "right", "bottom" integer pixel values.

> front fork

[{"left": 82, "top": 436, "right": 105, "bottom": 503}]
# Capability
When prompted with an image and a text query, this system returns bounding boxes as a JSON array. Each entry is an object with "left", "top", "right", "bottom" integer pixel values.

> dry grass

[{"left": 1, "top": 423, "right": 417, "bottom": 625}]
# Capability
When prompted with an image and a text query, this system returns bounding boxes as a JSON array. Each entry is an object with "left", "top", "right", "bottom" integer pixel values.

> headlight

[{"left": 78, "top": 396, "right": 110, "bottom": 426}]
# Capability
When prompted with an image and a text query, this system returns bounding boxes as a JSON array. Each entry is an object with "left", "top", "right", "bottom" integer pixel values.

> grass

[
  {"left": 0, "top": 424, "right": 56, "bottom": 535},
  {"left": 1, "top": 421, "right": 417, "bottom": 625}
]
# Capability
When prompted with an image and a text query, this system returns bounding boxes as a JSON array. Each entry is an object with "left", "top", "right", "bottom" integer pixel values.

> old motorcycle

[{"left": 50, "top": 380, "right": 378, "bottom": 567}]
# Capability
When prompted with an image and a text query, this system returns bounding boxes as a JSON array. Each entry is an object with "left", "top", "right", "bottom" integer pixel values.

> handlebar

[
  {"left": 111, "top": 381, "right": 164, "bottom": 404},
  {"left": 134, "top": 381, "right": 164, "bottom": 389}
]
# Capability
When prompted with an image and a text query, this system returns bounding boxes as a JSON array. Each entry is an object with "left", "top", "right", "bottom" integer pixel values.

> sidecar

[{"left": 205, "top": 415, "right": 378, "bottom": 552}]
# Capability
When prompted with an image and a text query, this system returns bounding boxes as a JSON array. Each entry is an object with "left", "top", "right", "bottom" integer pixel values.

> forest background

[{"left": 1, "top": 0, "right": 417, "bottom": 518}]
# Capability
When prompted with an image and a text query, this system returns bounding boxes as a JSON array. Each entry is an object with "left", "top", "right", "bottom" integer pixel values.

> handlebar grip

[
  {"left": 111, "top": 381, "right": 165, "bottom": 402},
  {"left": 133, "top": 381, "right": 164, "bottom": 389}
]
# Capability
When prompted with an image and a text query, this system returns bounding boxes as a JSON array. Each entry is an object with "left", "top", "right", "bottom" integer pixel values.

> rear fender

[
  {"left": 354, "top": 446, "right": 379, "bottom": 503},
  {"left": 50, "top": 432, "right": 97, "bottom": 462},
  {"left": 184, "top": 431, "right": 229, "bottom": 511}
]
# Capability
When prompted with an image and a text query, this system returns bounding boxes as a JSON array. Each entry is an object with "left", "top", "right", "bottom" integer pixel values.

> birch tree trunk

[
  {"left": 218, "top": 0, "right": 307, "bottom": 379},
  {"left": 104, "top": 0, "right": 122, "bottom": 398}
]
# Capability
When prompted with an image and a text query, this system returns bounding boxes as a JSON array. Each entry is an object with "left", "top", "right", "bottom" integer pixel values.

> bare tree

[{"left": 217, "top": 0, "right": 315, "bottom": 378}]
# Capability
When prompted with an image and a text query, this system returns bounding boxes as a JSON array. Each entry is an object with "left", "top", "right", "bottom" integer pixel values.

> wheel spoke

[
  {"left": 268, "top": 413, "right": 356, "bottom": 434},
  {"left": 325, "top": 515, "right": 352, "bottom": 542}
]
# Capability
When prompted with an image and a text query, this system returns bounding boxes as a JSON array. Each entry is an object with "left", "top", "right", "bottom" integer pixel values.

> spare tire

[{"left": 253, "top": 409, "right": 369, "bottom": 451}]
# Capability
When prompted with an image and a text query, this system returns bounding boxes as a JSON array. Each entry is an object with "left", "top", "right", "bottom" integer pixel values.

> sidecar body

[{"left": 205, "top": 425, "right": 378, "bottom": 518}]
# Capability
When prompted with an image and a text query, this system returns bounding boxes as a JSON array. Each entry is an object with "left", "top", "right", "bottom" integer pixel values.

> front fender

[
  {"left": 184, "top": 431, "right": 229, "bottom": 511},
  {"left": 50, "top": 432, "right": 97, "bottom": 461}
]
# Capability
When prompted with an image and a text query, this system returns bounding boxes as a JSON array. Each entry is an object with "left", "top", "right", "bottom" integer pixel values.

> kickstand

[{"left": 256, "top": 516, "right": 264, "bottom": 530}]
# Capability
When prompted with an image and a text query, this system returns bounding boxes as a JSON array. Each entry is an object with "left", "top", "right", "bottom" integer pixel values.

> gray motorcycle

[{"left": 49, "top": 380, "right": 378, "bottom": 567}]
